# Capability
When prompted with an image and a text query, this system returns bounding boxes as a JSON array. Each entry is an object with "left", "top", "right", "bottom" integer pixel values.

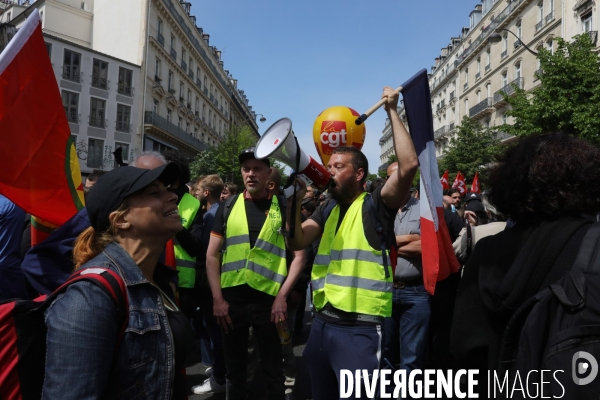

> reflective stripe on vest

[
  {"left": 173, "top": 193, "right": 200, "bottom": 288},
  {"left": 311, "top": 192, "right": 393, "bottom": 317},
  {"left": 221, "top": 194, "right": 287, "bottom": 296}
]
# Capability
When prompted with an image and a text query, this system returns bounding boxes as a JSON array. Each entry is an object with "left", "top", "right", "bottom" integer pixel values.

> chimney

[
  {"left": 216, "top": 50, "right": 221, "bottom": 60},
  {"left": 202, "top": 34, "right": 209, "bottom": 45},
  {"left": 219, "top": 61, "right": 224, "bottom": 68}
]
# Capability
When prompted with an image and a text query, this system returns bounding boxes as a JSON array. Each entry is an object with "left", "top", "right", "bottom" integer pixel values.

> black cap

[
  {"left": 465, "top": 193, "right": 485, "bottom": 213},
  {"left": 87, "top": 163, "right": 180, "bottom": 232},
  {"left": 465, "top": 193, "right": 481, "bottom": 202},
  {"left": 239, "top": 147, "right": 270, "bottom": 167}
]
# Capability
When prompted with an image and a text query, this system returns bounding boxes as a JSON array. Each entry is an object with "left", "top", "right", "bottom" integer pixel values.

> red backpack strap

[{"left": 47, "top": 268, "right": 129, "bottom": 348}]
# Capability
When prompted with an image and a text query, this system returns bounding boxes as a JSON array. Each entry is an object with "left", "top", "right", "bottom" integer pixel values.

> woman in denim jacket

[{"left": 42, "top": 163, "right": 195, "bottom": 399}]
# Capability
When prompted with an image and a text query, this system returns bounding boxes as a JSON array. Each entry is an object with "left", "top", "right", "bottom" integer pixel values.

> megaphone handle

[
  {"left": 288, "top": 136, "right": 302, "bottom": 239},
  {"left": 355, "top": 86, "right": 403, "bottom": 126}
]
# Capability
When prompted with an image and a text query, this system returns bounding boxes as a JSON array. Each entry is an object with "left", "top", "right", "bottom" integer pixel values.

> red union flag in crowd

[
  {"left": 470, "top": 172, "right": 481, "bottom": 194},
  {"left": 440, "top": 170, "right": 449, "bottom": 190},
  {"left": 452, "top": 172, "right": 467, "bottom": 195},
  {"left": 0, "top": 10, "right": 84, "bottom": 243},
  {"left": 400, "top": 69, "right": 460, "bottom": 295}
]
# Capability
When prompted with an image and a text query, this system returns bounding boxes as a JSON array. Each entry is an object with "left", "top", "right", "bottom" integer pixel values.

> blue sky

[{"left": 190, "top": 1, "right": 477, "bottom": 174}]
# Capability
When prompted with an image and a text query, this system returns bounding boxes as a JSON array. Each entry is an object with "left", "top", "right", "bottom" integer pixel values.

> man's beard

[
  {"left": 246, "top": 185, "right": 261, "bottom": 194},
  {"left": 329, "top": 177, "right": 357, "bottom": 204}
]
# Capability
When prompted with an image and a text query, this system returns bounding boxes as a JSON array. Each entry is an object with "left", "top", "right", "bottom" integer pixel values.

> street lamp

[
  {"left": 488, "top": 28, "right": 538, "bottom": 56},
  {"left": 256, "top": 114, "right": 267, "bottom": 123}
]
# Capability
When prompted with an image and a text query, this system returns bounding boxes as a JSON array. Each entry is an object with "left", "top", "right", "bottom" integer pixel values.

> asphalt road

[{"left": 187, "top": 309, "right": 314, "bottom": 400}]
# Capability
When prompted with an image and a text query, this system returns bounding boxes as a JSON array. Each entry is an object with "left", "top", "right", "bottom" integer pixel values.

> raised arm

[
  {"left": 285, "top": 178, "right": 323, "bottom": 251},
  {"left": 380, "top": 87, "right": 419, "bottom": 210}
]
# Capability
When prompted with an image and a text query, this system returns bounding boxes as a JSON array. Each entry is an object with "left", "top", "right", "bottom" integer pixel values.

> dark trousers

[
  {"left": 303, "top": 316, "right": 382, "bottom": 400},
  {"left": 198, "top": 286, "right": 226, "bottom": 382},
  {"left": 222, "top": 301, "right": 285, "bottom": 400}
]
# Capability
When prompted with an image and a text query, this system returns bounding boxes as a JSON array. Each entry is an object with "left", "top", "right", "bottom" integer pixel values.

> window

[
  {"left": 465, "top": 68, "right": 469, "bottom": 84},
  {"left": 538, "top": 1, "right": 544, "bottom": 23},
  {"left": 118, "top": 67, "right": 133, "bottom": 96},
  {"left": 168, "top": 70, "right": 174, "bottom": 91},
  {"left": 204, "top": 76, "right": 208, "bottom": 89},
  {"left": 6, "top": 12, "right": 11, "bottom": 22},
  {"left": 502, "top": 72, "right": 508, "bottom": 87},
  {"left": 189, "top": 57, "right": 193, "bottom": 73},
  {"left": 186, "top": 122, "right": 189, "bottom": 134},
  {"left": 116, "top": 104, "right": 131, "bottom": 132},
  {"left": 477, "top": 90, "right": 481, "bottom": 102},
  {"left": 63, "top": 49, "right": 81, "bottom": 82},
  {"left": 465, "top": 99, "right": 469, "bottom": 112},
  {"left": 157, "top": 18, "right": 163, "bottom": 35},
  {"left": 486, "top": 83, "right": 491, "bottom": 98},
  {"left": 167, "top": 109, "right": 172, "bottom": 122},
  {"left": 87, "top": 138, "right": 104, "bottom": 168},
  {"left": 195, "top": 97, "right": 200, "bottom": 113},
  {"left": 202, "top": 104, "right": 206, "bottom": 120},
  {"left": 187, "top": 89, "right": 191, "bottom": 105},
  {"left": 197, "top": 67, "right": 201, "bottom": 84},
  {"left": 170, "top": 35, "right": 175, "bottom": 49},
  {"left": 546, "top": 39, "right": 553, "bottom": 54},
  {"left": 92, "top": 59, "right": 109, "bottom": 89},
  {"left": 155, "top": 58, "right": 161, "bottom": 80},
  {"left": 179, "top": 82, "right": 184, "bottom": 100},
  {"left": 502, "top": 34, "right": 508, "bottom": 52},
  {"left": 516, "top": 21, "right": 522, "bottom": 39},
  {"left": 515, "top": 62, "right": 522, "bottom": 79},
  {"left": 209, "top": 110, "right": 212, "bottom": 127},
  {"left": 153, "top": 99, "right": 159, "bottom": 114},
  {"left": 89, "top": 98, "right": 106, "bottom": 128},
  {"left": 45, "top": 42, "right": 52, "bottom": 58},
  {"left": 178, "top": 117, "right": 182, "bottom": 129},
  {"left": 61, "top": 91, "right": 79, "bottom": 123},
  {"left": 582, "top": 12, "right": 592, "bottom": 33},
  {"left": 486, "top": 49, "right": 491, "bottom": 68},
  {"left": 115, "top": 143, "right": 130, "bottom": 161},
  {"left": 502, "top": 113, "right": 507, "bottom": 125}
]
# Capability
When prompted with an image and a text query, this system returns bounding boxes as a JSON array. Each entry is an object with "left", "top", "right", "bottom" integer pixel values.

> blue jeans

[{"left": 382, "top": 282, "right": 431, "bottom": 373}]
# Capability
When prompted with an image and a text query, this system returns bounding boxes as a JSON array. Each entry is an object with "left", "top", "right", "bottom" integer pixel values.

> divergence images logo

[{"left": 572, "top": 351, "right": 598, "bottom": 386}]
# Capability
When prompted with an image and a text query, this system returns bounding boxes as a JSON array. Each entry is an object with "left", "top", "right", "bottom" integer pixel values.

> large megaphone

[{"left": 255, "top": 118, "right": 331, "bottom": 195}]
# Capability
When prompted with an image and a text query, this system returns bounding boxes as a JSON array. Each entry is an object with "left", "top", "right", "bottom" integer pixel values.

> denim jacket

[{"left": 43, "top": 242, "right": 179, "bottom": 400}]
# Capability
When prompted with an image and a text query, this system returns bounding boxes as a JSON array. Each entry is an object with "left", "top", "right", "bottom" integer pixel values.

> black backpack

[{"left": 498, "top": 221, "right": 600, "bottom": 399}]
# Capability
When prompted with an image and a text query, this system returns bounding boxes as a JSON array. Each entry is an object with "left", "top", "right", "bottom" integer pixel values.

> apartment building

[
  {"left": 379, "top": 0, "right": 598, "bottom": 167},
  {"left": 3, "top": 0, "right": 259, "bottom": 162}
]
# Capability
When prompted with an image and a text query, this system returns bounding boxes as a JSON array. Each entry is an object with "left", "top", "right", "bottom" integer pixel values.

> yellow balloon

[{"left": 312, "top": 106, "right": 366, "bottom": 166}]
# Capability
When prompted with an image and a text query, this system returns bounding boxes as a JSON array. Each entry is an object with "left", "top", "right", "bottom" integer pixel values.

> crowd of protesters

[{"left": 1, "top": 86, "right": 600, "bottom": 399}]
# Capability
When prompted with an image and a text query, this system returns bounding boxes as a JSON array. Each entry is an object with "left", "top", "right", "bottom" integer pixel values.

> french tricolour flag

[{"left": 401, "top": 69, "right": 460, "bottom": 295}]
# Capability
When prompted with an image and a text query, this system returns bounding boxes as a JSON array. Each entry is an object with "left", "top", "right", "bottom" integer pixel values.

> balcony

[
  {"left": 116, "top": 121, "right": 130, "bottom": 133},
  {"left": 495, "top": 131, "right": 514, "bottom": 142},
  {"left": 475, "top": 72, "right": 481, "bottom": 81},
  {"left": 91, "top": 76, "right": 107, "bottom": 90},
  {"left": 168, "top": 87, "right": 176, "bottom": 95},
  {"left": 469, "top": 97, "right": 493, "bottom": 118},
  {"left": 157, "top": 32, "right": 164, "bottom": 47},
  {"left": 89, "top": 115, "right": 105, "bottom": 128},
  {"left": 485, "top": 64, "right": 491, "bottom": 72},
  {"left": 535, "top": 20, "right": 544, "bottom": 32},
  {"left": 587, "top": 31, "right": 598, "bottom": 46},
  {"left": 449, "top": 91, "right": 455, "bottom": 102},
  {"left": 501, "top": 49, "right": 508, "bottom": 59},
  {"left": 434, "top": 125, "right": 447, "bottom": 140},
  {"left": 181, "top": 60, "right": 187, "bottom": 72},
  {"left": 449, "top": 122, "right": 456, "bottom": 132},
  {"left": 170, "top": 47, "right": 177, "bottom": 60},
  {"left": 545, "top": 11, "right": 554, "bottom": 23},
  {"left": 144, "top": 111, "right": 209, "bottom": 152},
  {"left": 155, "top": 75, "right": 162, "bottom": 84},
  {"left": 62, "top": 65, "right": 80, "bottom": 82},
  {"left": 118, "top": 83, "right": 132, "bottom": 96},
  {"left": 493, "top": 77, "right": 524, "bottom": 106}
]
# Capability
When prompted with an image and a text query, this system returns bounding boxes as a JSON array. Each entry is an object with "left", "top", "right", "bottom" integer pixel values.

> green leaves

[{"left": 504, "top": 34, "right": 600, "bottom": 144}]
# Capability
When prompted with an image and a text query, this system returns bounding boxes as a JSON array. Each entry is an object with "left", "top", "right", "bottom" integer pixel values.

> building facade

[{"left": 379, "top": 0, "right": 599, "bottom": 167}]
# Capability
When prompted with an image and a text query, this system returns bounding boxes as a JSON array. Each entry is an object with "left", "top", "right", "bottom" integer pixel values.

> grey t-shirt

[{"left": 394, "top": 196, "right": 422, "bottom": 280}]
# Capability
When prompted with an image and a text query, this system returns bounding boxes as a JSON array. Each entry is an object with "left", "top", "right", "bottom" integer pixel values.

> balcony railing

[
  {"left": 495, "top": 131, "right": 514, "bottom": 141},
  {"left": 449, "top": 91, "right": 455, "bottom": 101},
  {"left": 168, "top": 88, "right": 176, "bottom": 95},
  {"left": 501, "top": 49, "right": 508, "bottom": 58},
  {"left": 535, "top": 20, "right": 544, "bottom": 32},
  {"left": 475, "top": 72, "right": 481, "bottom": 80},
  {"left": 588, "top": 31, "right": 598, "bottom": 46},
  {"left": 181, "top": 60, "right": 187, "bottom": 72},
  {"left": 66, "top": 110, "right": 78, "bottom": 123},
  {"left": 534, "top": 69, "right": 543, "bottom": 80},
  {"left": 514, "top": 40, "right": 522, "bottom": 49},
  {"left": 62, "top": 65, "right": 80, "bottom": 82},
  {"left": 493, "top": 77, "right": 524, "bottom": 105},
  {"left": 89, "top": 115, "right": 105, "bottom": 128},
  {"left": 434, "top": 125, "right": 447, "bottom": 139},
  {"left": 196, "top": 79, "right": 201, "bottom": 88},
  {"left": 449, "top": 122, "right": 456, "bottom": 131},
  {"left": 464, "top": 82, "right": 469, "bottom": 90},
  {"left": 469, "top": 97, "right": 493, "bottom": 118},
  {"left": 188, "top": 69, "right": 194, "bottom": 80},
  {"left": 170, "top": 47, "right": 177, "bottom": 60},
  {"left": 545, "top": 11, "right": 554, "bottom": 23},
  {"left": 144, "top": 111, "right": 209, "bottom": 152},
  {"left": 440, "top": 99, "right": 445, "bottom": 109},
  {"left": 203, "top": 87, "right": 208, "bottom": 95},
  {"left": 116, "top": 121, "right": 130, "bottom": 133},
  {"left": 118, "top": 83, "right": 132, "bottom": 96},
  {"left": 157, "top": 32, "right": 164, "bottom": 47},
  {"left": 91, "top": 76, "right": 107, "bottom": 89},
  {"left": 485, "top": 64, "right": 491, "bottom": 72}
]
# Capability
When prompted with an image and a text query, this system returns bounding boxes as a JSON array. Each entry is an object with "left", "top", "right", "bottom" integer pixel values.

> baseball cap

[
  {"left": 87, "top": 163, "right": 180, "bottom": 232},
  {"left": 239, "top": 147, "right": 270, "bottom": 167},
  {"left": 465, "top": 193, "right": 485, "bottom": 213}
]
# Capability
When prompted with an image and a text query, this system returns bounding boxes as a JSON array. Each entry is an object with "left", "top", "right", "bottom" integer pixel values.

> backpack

[
  {"left": 0, "top": 267, "right": 128, "bottom": 400},
  {"left": 498, "top": 221, "right": 600, "bottom": 399}
]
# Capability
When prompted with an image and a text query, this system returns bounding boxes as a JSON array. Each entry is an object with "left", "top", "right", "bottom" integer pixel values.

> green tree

[
  {"left": 439, "top": 116, "right": 500, "bottom": 185},
  {"left": 503, "top": 34, "right": 600, "bottom": 144},
  {"left": 189, "top": 124, "right": 257, "bottom": 187}
]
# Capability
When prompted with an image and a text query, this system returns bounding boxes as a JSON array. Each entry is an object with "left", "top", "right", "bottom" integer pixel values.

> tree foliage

[
  {"left": 438, "top": 116, "right": 500, "bottom": 185},
  {"left": 189, "top": 124, "right": 257, "bottom": 187},
  {"left": 503, "top": 34, "right": 600, "bottom": 144}
]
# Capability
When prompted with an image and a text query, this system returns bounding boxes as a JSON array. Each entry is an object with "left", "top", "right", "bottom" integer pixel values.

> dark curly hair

[{"left": 488, "top": 132, "right": 600, "bottom": 223}]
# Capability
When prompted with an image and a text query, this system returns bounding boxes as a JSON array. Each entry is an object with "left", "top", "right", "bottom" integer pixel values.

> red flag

[
  {"left": 0, "top": 10, "right": 84, "bottom": 238},
  {"left": 440, "top": 170, "right": 449, "bottom": 190},
  {"left": 452, "top": 172, "right": 467, "bottom": 195},
  {"left": 470, "top": 172, "right": 480, "bottom": 194}
]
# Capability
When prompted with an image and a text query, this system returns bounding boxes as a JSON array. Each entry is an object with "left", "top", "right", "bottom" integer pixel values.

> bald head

[
  {"left": 132, "top": 154, "right": 166, "bottom": 170},
  {"left": 268, "top": 168, "right": 282, "bottom": 196},
  {"left": 386, "top": 162, "right": 398, "bottom": 179}
]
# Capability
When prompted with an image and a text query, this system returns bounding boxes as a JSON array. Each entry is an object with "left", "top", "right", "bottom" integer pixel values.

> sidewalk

[{"left": 187, "top": 310, "right": 314, "bottom": 400}]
